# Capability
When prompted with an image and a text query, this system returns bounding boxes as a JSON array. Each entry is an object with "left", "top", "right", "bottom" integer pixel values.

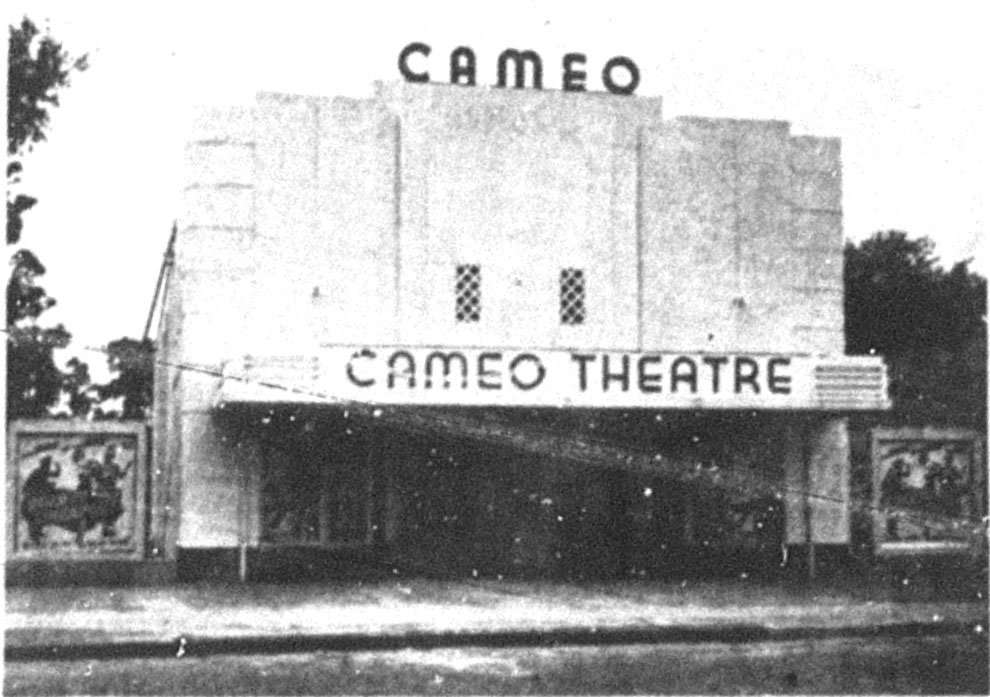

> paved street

[
  {"left": 5, "top": 578, "right": 988, "bottom": 693},
  {"left": 6, "top": 635, "right": 989, "bottom": 695}
]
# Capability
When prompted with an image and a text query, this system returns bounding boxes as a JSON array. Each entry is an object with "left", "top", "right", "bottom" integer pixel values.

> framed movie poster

[
  {"left": 872, "top": 426, "right": 984, "bottom": 555},
  {"left": 6, "top": 420, "right": 147, "bottom": 560}
]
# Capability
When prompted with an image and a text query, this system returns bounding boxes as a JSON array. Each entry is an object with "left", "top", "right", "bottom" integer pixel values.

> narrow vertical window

[
  {"left": 560, "top": 268, "right": 586, "bottom": 325},
  {"left": 455, "top": 264, "right": 481, "bottom": 323}
]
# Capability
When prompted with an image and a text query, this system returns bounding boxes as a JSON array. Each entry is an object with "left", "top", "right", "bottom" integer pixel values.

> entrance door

[{"left": 259, "top": 419, "right": 376, "bottom": 549}]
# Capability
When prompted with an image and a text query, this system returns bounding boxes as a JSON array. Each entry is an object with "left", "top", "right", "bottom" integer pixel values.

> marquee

[{"left": 217, "top": 347, "right": 890, "bottom": 411}]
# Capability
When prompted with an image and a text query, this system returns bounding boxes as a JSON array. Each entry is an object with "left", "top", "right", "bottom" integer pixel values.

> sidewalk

[{"left": 6, "top": 579, "right": 988, "bottom": 659}]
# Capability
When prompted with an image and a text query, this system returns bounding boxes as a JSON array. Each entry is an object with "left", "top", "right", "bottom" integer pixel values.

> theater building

[{"left": 151, "top": 81, "right": 890, "bottom": 581}]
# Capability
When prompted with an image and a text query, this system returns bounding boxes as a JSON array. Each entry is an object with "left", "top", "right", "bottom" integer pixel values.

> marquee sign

[{"left": 219, "top": 347, "right": 890, "bottom": 411}]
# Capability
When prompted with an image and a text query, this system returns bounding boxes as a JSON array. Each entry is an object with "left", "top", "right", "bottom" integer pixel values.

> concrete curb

[{"left": 7, "top": 618, "right": 986, "bottom": 662}]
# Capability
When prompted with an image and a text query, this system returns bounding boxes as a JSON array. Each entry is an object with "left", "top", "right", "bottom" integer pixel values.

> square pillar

[{"left": 785, "top": 416, "right": 851, "bottom": 545}]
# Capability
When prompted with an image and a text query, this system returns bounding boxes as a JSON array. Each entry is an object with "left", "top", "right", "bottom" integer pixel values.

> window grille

[
  {"left": 560, "top": 268, "right": 586, "bottom": 325},
  {"left": 455, "top": 264, "right": 481, "bottom": 323}
]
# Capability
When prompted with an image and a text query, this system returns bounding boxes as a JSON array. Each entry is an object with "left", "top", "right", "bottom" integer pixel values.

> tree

[
  {"left": 95, "top": 337, "right": 155, "bottom": 421},
  {"left": 8, "top": 16, "right": 87, "bottom": 243},
  {"left": 6, "top": 323, "right": 71, "bottom": 419},
  {"left": 844, "top": 230, "right": 987, "bottom": 426},
  {"left": 6, "top": 248, "right": 54, "bottom": 324},
  {"left": 7, "top": 17, "right": 88, "bottom": 420},
  {"left": 62, "top": 355, "right": 98, "bottom": 418}
]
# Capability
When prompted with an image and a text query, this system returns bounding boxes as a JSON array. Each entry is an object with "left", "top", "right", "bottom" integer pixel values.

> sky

[{"left": 6, "top": 2, "right": 987, "bottom": 376}]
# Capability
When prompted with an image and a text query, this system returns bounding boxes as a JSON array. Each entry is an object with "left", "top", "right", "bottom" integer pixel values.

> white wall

[
  {"left": 178, "top": 83, "right": 844, "bottom": 367},
  {"left": 168, "top": 82, "right": 850, "bottom": 547}
]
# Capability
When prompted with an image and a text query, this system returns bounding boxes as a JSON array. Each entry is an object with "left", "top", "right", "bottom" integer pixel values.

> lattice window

[
  {"left": 560, "top": 268, "right": 586, "bottom": 325},
  {"left": 455, "top": 264, "right": 481, "bottom": 323}
]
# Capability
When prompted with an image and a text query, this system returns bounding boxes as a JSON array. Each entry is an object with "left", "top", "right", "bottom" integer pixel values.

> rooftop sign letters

[{"left": 398, "top": 42, "right": 640, "bottom": 95}]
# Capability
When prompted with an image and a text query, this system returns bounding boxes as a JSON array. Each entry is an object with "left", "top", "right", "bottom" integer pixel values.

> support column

[{"left": 785, "top": 416, "right": 851, "bottom": 573}]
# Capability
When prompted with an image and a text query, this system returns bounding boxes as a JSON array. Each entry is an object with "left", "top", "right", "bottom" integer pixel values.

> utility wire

[{"left": 4, "top": 327, "right": 988, "bottom": 539}]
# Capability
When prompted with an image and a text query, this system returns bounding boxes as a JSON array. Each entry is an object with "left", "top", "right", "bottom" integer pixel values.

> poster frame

[{"left": 6, "top": 419, "right": 148, "bottom": 562}]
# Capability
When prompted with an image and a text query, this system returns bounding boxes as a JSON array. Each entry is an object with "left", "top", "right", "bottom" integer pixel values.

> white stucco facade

[{"left": 156, "top": 82, "right": 887, "bottom": 561}]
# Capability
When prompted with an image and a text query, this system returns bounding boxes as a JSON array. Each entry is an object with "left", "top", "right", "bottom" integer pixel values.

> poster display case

[
  {"left": 872, "top": 427, "right": 984, "bottom": 555},
  {"left": 6, "top": 420, "right": 147, "bottom": 561}
]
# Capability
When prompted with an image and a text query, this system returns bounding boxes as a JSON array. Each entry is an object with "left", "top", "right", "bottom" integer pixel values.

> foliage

[
  {"left": 7, "top": 248, "right": 55, "bottom": 325},
  {"left": 95, "top": 337, "right": 156, "bottom": 421},
  {"left": 8, "top": 16, "right": 87, "bottom": 244},
  {"left": 7, "top": 19, "right": 153, "bottom": 423},
  {"left": 7, "top": 162, "right": 37, "bottom": 247},
  {"left": 6, "top": 17, "right": 91, "bottom": 421},
  {"left": 844, "top": 230, "right": 987, "bottom": 425},
  {"left": 5, "top": 243, "right": 76, "bottom": 421},
  {"left": 62, "top": 356, "right": 98, "bottom": 418},
  {"left": 7, "top": 18, "right": 88, "bottom": 153},
  {"left": 6, "top": 323, "right": 71, "bottom": 419}
]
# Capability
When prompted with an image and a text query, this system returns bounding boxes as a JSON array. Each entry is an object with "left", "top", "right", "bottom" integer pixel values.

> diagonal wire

[{"left": 3, "top": 329, "right": 987, "bottom": 541}]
